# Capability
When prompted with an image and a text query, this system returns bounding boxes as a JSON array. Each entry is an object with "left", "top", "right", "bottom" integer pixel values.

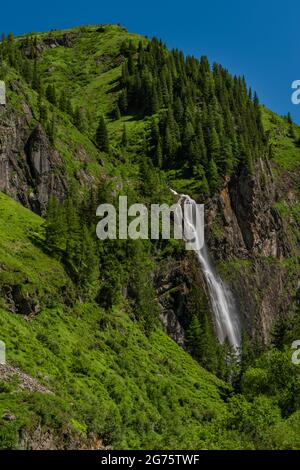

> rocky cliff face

[
  {"left": 156, "top": 254, "right": 212, "bottom": 349},
  {"left": 158, "top": 157, "right": 300, "bottom": 347},
  {"left": 208, "top": 157, "right": 298, "bottom": 344},
  {"left": 0, "top": 85, "right": 67, "bottom": 215}
]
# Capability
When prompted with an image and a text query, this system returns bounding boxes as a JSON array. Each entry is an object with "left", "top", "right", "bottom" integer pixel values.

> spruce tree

[
  {"left": 73, "top": 106, "right": 83, "bottom": 131},
  {"left": 118, "top": 36, "right": 266, "bottom": 183},
  {"left": 47, "top": 115, "right": 55, "bottom": 144},
  {"left": 46, "top": 84, "right": 56, "bottom": 105},
  {"left": 32, "top": 60, "right": 40, "bottom": 92},
  {"left": 121, "top": 124, "right": 128, "bottom": 148},
  {"left": 38, "top": 93, "right": 47, "bottom": 123},
  {"left": 186, "top": 315, "right": 202, "bottom": 359},
  {"left": 118, "top": 89, "right": 128, "bottom": 114},
  {"left": 45, "top": 196, "right": 67, "bottom": 258},
  {"left": 208, "top": 159, "right": 219, "bottom": 193},
  {"left": 65, "top": 196, "right": 83, "bottom": 282},
  {"left": 113, "top": 104, "right": 121, "bottom": 120},
  {"left": 96, "top": 115, "right": 110, "bottom": 152},
  {"left": 78, "top": 225, "right": 99, "bottom": 300}
]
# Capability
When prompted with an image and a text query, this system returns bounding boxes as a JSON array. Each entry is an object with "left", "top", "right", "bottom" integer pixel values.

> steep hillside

[
  {"left": 0, "top": 192, "right": 232, "bottom": 450},
  {"left": 0, "top": 25, "right": 300, "bottom": 449}
]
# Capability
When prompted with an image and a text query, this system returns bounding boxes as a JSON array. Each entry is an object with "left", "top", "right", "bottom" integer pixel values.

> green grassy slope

[
  {"left": 0, "top": 192, "right": 235, "bottom": 450},
  {"left": 27, "top": 25, "right": 145, "bottom": 138},
  {"left": 262, "top": 107, "right": 300, "bottom": 171},
  {"left": 1, "top": 192, "right": 300, "bottom": 450}
]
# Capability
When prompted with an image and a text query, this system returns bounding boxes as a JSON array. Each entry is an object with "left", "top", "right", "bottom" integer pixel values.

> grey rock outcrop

[{"left": 0, "top": 91, "right": 67, "bottom": 215}]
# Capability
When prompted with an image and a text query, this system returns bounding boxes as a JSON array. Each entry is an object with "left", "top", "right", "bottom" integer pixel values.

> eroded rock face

[
  {"left": 157, "top": 157, "right": 299, "bottom": 347},
  {"left": 204, "top": 158, "right": 297, "bottom": 344},
  {"left": 19, "top": 426, "right": 110, "bottom": 450},
  {"left": 22, "top": 32, "right": 78, "bottom": 58},
  {"left": 159, "top": 309, "right": 185, "bottom": 347},
  {"left": 0, "top": 101, "right": 67, "bottom": 215},
  {"left": 24, "top": 124, "right": 67, "bottom": 214},
  {"left": 2, "top": 284, "right": 41, "bottom": 316},
  {"left": 156, "top": 256, "right": 211, "bottom": 348},
  {"left": 206, "top": 158, "right": 289, "bottom": 261},
  {"left": 228, "top": 159, "right": 288, "bottom": 258}
]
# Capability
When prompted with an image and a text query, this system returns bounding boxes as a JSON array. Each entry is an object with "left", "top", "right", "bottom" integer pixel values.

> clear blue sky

[{"left": 1, "top": 0, "right": 299, "bottom": 122}]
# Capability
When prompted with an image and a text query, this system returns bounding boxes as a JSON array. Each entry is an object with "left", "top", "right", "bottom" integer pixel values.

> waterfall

[{"left": 171, "top": 189, "right": 241, "bottom": 352}]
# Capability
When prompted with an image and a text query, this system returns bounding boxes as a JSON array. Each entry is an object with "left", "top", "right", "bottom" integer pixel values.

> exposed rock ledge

[{"left": 0, "top": 363, "right": 53, "bottom": 394}]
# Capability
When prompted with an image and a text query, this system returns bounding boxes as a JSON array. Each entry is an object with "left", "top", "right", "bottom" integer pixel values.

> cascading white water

[{"left": 171, "top": 189, "right": 241, "bottom": 352}]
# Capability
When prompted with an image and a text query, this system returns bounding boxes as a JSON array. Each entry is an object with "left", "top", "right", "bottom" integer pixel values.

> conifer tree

[
  {"left": 187, "top": 313, "right": 219, "bottom": 374},
  {"left": 21, "top": 58, "right": 32, "bottom": 83},
  {"left": 65, "top": 196, "right": 83, "bottom": 281},
  {"left": 186, "top": 315, "right": 202, "bottom": 361},
  {"left": 47, "top": 115, "right": 55, "bottom": 144},
  {"left": 118, "top": 89, "right": 128, "bottom": 114},
  {"left": 77, "top": 225, "right": 99, "bottom": 299},
  {"left": 95, "top": 115, "right": 110, "bottom": 152},
  {"left": 121, "top": 124, "right": 128, "bottom": 148},
  {"left": 113, "top": 104, "right": 121, "bottom": 120},
  {"left": 208, "top": 159, "right": 219, "bottom": 193},
  {"left": 45, "top": 196, "right": 67, "bottom": 259},
  {"left": 46, "top": 84, "right": 56, "bottom": 105},
  {"left": 73, "top": 106, "right": 83, "bottom": 131},
  {"left": 117, "top": 35, "right": 266, "bottom": 188},
  {"left": 32, "top": 60, "right": 40, "bottom": 92},
  {"left": 38, "top": 93, "right": 47, "bottom": 123}
]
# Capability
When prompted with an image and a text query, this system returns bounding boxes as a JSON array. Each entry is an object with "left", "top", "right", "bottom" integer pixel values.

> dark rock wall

[
  {"left": 158, "top": 158, "right": 299, "bottom": 347},
  {"left": 0, "top": 101, "right": 67, "bottom": 215}
]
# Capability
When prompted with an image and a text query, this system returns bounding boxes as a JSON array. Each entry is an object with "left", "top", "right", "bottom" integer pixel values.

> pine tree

[
  {"left": 21, "top": 58, "right": 33, "bottom": 83},
  {"left": 46, "top": 84, "right": 56, "bottom": 105},
  {"left": 77, "top": 225, "right": 99, "bottom": 299},
  {"left": 73, "top": 106, "right": 84, "bottom": 131},
  {"left": 32, "top": 60, "right": 40, "bottom": 92},
  {"left": 47, "top": 115, "right": 55, "bottom": 144},
  {"left": 45, "top": 196, "right": 67, "bottom": 258},
  {"left": 65, "top": 196, "right": 83, "bottom": 282},
  {"left": 187, "top": 314, "right": 219, "bottom": 374},
  {"left": 192, "top": 164, "right": 210, "bottom": 195},
  {"left": 118, "top": 37, "right": 266, "bottom": 183},
  {"left": 271, "top": 314, "right": 289, "bottom": 350},
  {"left": 95, "top": 115, "right": 110, "bottom": 152},
  {"left": 58, "top": 90, "right": 73, "bottom": 116},
  {"left": 240, "top": 331, "right": 255, "bottom": 372},
  {"left": 208, "top": 159, "right": 219, "bottom": 193},
  {"left": 59, "top": 92, "right": 67, "bottom": 112},
  {"left": 113, "top": 104, "right": 121, "bottom": 120},
  {"left": 208, "top": 127, "right": 221, "bottom": 163},
  {"left": 222, "top": 338, "right": 240, "bottom": 385},
  {"left": 186, "top": 315, "right": 202, "bottom": 361},
  {"left": 121, "top": 124, "right": 128, "bottom": 148},
  {"left": 286, "top": 112, "right": 293, "bottom": 124},
  {"left": 198, "top": 313, "right": 219, "bottom": 373},
  {"left": 118, "top": 89, "right": 128, "bottom": 114},
  {"left": 38, "top": 93, "right": 47, "bottom": 123}
]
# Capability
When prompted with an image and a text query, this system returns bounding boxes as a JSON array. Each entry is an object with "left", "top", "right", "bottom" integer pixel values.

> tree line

[{"left": 117, "top": 37, "right": 266, "bottom": 193}]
